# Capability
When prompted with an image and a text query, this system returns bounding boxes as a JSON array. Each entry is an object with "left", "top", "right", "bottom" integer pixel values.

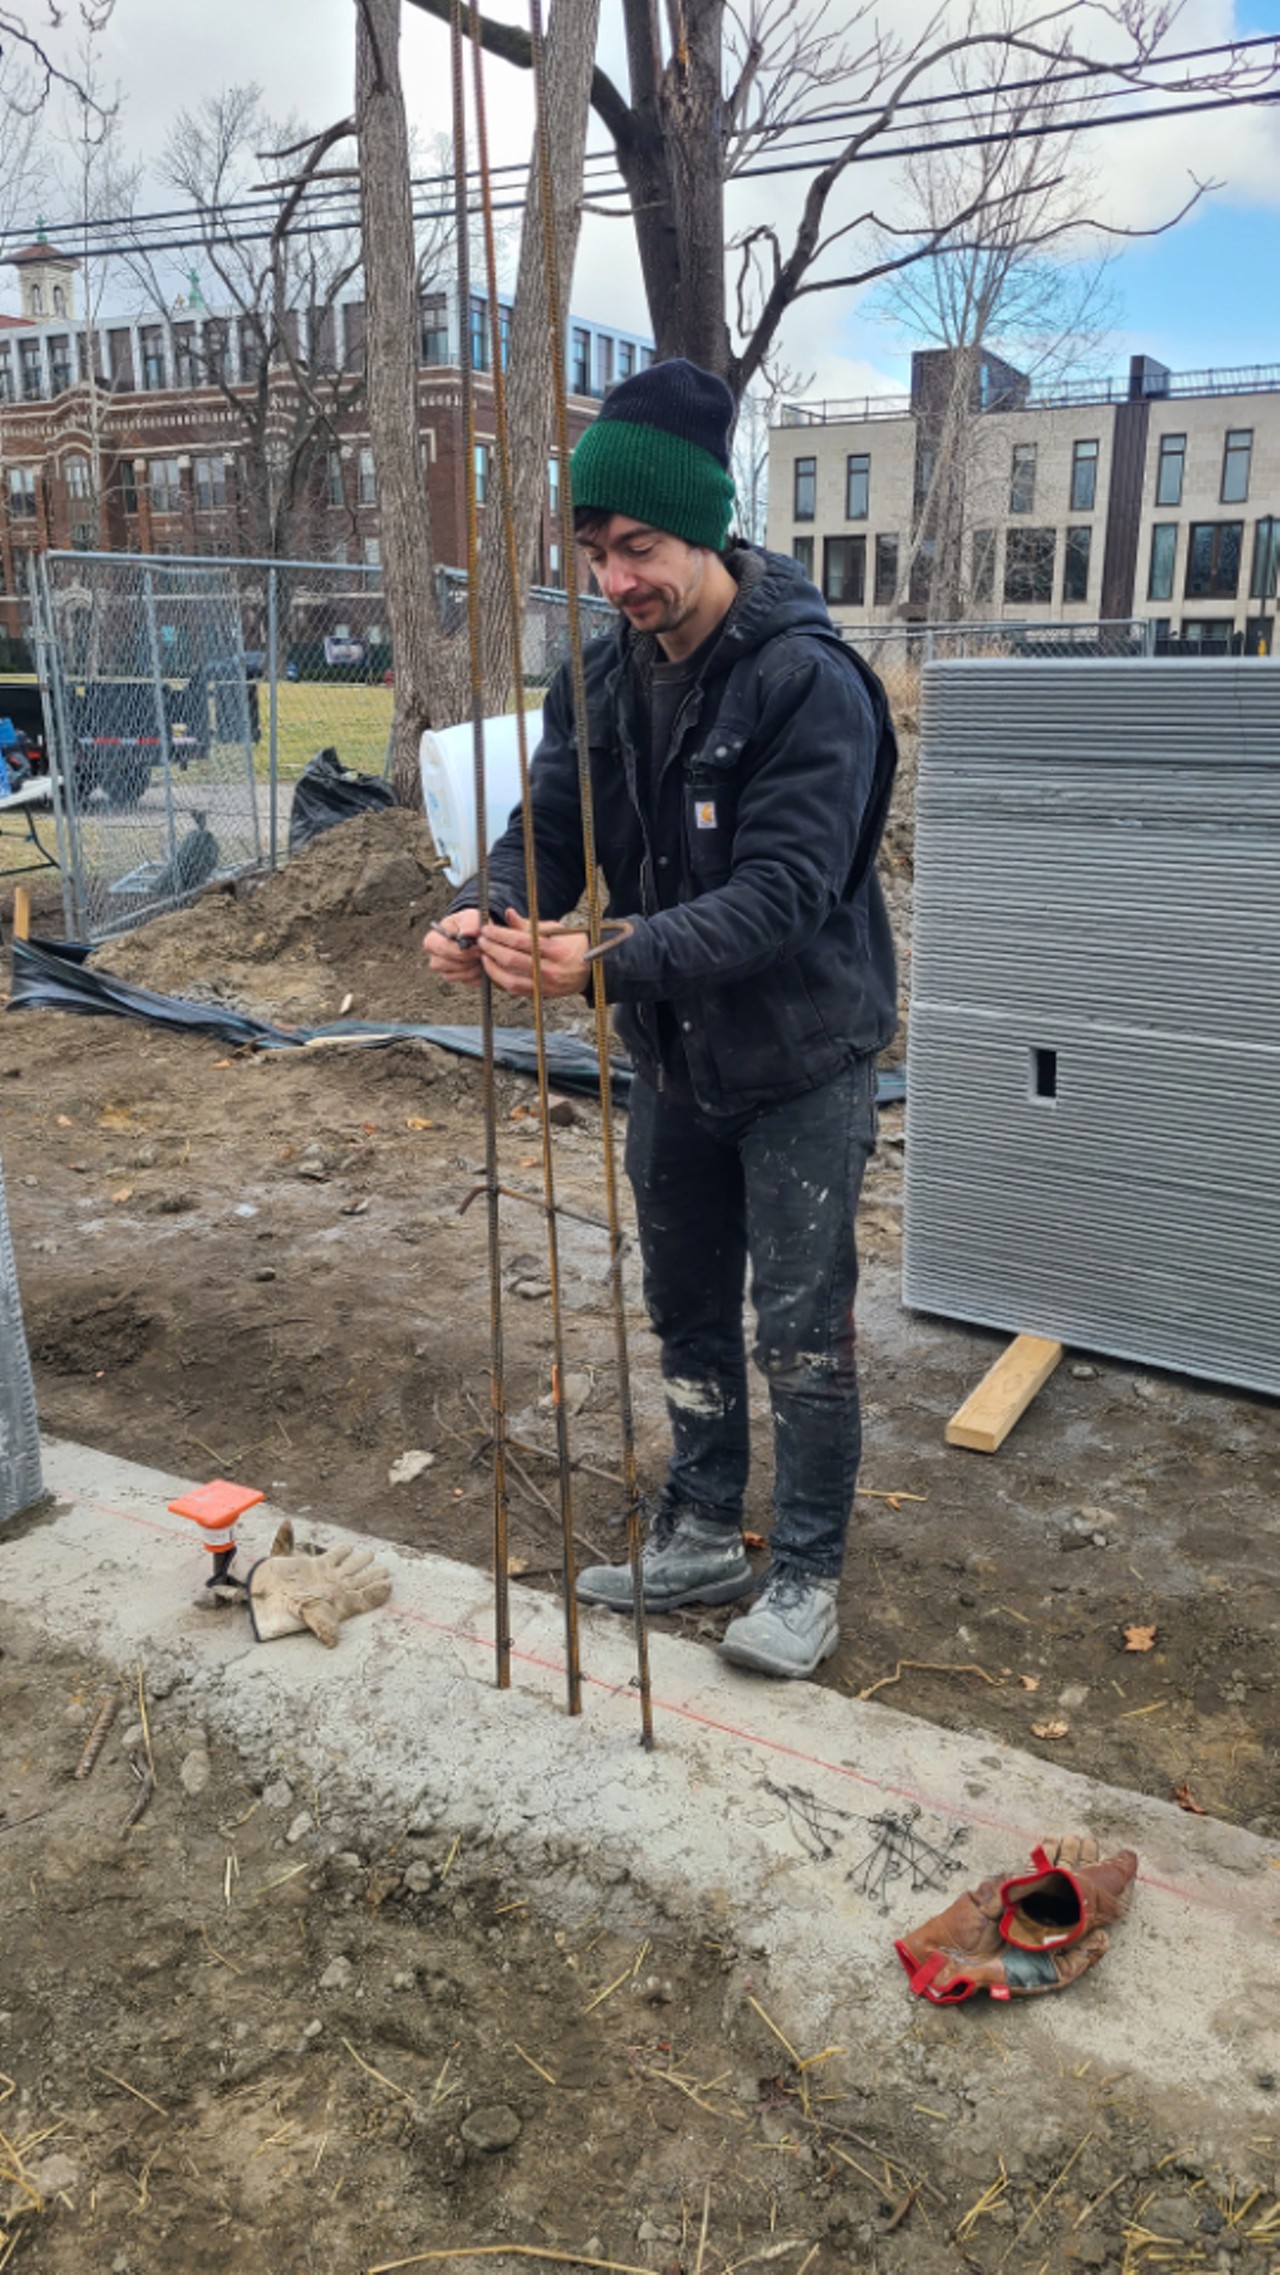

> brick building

[
  {"left": 0, "top": 237, "right": 653, "bottom": 654},
  {"left": 768, "top": 348, "right": 1280, "bottom": 652}
]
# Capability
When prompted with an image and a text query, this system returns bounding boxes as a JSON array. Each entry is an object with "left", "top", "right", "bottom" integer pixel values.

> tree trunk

[
  {"left": 476, "top": 0, "right": 601, "bottom": 713},
  {"left": 356, "top": 0, "right": 456, "bottom": 803}
]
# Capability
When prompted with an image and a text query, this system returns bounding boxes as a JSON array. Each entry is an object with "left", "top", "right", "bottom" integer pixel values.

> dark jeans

[{"left": 624, "top": 1057, "right": 876, "bottom": 1579}]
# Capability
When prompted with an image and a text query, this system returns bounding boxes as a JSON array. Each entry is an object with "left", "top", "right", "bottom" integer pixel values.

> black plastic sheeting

[
  {"left": 6, "top": 936, "right": 906, "bottom": 1107},
  {"left": 287, "top": 747, "right": 397, "bottom": 855}
]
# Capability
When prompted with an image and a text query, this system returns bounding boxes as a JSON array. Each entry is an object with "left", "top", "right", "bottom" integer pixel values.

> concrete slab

[{"left": 4, "top": 1434, "right": 1278, "bottom": 2163}]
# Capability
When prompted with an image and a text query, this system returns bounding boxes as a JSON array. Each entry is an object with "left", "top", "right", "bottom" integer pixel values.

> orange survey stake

[{"left": 169, "top": 1479, "right": 265, "bottom": 1599}]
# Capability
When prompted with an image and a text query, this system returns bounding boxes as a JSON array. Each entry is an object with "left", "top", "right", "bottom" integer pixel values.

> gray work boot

[
  {"left": 575, "top": 1503, "right": 754, "bottom": 1612},
  {"left": 718, "top": 1568, "right": 840, "bottom": 1678}
]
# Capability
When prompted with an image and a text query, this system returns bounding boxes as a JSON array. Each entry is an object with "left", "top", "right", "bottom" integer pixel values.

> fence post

[
  {"left": 267, "top": 562, "right": 280, "bottom": 869},
  {"left": 26, "top": 553, "right": 77, "bottom": 938},
  {"left": 141, "top": 564, "right": 180, "bottom": 879}
]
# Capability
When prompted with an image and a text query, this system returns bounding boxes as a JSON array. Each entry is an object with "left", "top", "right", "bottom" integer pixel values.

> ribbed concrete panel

[
  {"left": 0, "top": 1159, "right": 42, "bottom": 1524},
  {"left": 903, "top": 659, "right": 1280, "bottom": 1394}
]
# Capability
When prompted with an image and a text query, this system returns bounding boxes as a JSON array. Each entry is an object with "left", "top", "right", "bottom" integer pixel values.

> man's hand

[
  {"left": 479, "top": 909, "right": 590, "bottom": 999},
  {"left": 424, "top": 907, "right": 483, "bottom": 985}
]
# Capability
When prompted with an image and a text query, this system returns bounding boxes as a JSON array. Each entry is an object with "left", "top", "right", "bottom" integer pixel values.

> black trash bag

[{"left": 287, "top": 745, "right": 397, "bottom": 854}]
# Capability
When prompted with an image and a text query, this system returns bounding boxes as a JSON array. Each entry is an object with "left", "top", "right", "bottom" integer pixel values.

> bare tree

[
  {"left": 880, "top": 32, "right": 1127, "bottom": 617},
  {"left": 410, "top": 0, "right": 1280, "bottom": 405},
  {"left": 114, "top": 87, "right": 366, "bottom": 560}
]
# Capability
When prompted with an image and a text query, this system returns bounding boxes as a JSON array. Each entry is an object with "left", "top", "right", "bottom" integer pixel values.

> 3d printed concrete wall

[
  {"left": 902, "top": 658, "right": 1280, "bottom": 1396},
  {"left": 1, "top": 1157, "right": 42, "bottom": 1522}
]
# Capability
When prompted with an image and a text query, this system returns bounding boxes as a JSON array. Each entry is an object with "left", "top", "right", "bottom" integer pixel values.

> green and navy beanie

[{"left": 570, "top": 357, "right": 737, "bottom": 550}]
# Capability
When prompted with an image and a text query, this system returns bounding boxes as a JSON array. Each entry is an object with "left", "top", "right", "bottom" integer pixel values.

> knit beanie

[{"left": 570, "top": 357, "right": 737, "bottom": 550}]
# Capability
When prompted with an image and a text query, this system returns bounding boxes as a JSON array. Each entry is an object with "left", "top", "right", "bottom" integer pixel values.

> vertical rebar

[
  {"left": 267, "top": 563, "right": 280, "bottom": 869},
  {"left": 141, "top": 564, "right": 180, "bottom": 883},
  {"left": 526, "top": 0, "right": 653, "bottom": 1745},
  {"left": 28, "top": 552, "right": 76, "bottom": 938},
  {"left": 468, "top": 0, "right": 585, "bottom": 1720},
  {"left": 450, "top": 0, "right": 513, "bottom": 1690}
]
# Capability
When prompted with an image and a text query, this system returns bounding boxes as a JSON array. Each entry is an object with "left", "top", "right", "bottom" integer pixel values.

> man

[{"left": 426, "top": 357, "right": 897, "bottom": 1678}]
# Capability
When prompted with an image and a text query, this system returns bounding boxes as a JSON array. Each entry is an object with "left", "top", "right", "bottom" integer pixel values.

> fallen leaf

[
  {"left": 359, "top": 1122, "right": 378, "bottom": 1135},
  {"left": 109, "top": 1187, "right": 134, "bottom": 1205},
  {"left": 98, "top": 1105, "right": 137, "bottom": 1131},
  {"left": 56, "top": 1113, "right": 74, "bottom": 1127},
  {"left": 212, "top": 1058, "right": 232, "bottom": 1070},
  {"left": 506, "top": 1556, "right": 530, "bottom": 1576},
  {"left": 405, "top": 1117, "right": 434, "bottom": 1131},
  {"left": 519, "top": 1154, "right": 540, "bottom": 1168},
  {"left": 743, "top": 1530, "right": 767, "bottom": 1552},
  {"left": 1031, "top": 1718, "right": 1070, "bottom": 1740},
  {"left": 1123, "top": 1623, "right": 1158, "bottom": 1652},
  {"left": 1171, "top": 1781, "right": 1208, "bottom": 1815},
  {"left": 509, "top": 1105, "right": 531, "bottom": 1121},
  {"left": 1018, "top": 1673, "right": 1041, "bottom": 1692}
]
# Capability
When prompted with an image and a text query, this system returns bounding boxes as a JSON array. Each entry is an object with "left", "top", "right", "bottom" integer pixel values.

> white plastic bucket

[{"left": 419, "top": 709, "right": 543, "bottom": 885}]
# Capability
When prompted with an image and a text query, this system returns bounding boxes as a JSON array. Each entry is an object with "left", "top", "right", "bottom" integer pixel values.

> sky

[{"left": 17, "top": 0, "right": 1280, "bottom": 404}]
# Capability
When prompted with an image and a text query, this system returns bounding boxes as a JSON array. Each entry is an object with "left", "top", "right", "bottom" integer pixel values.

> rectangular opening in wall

[{"left": 1031, "top": 1047, "right": 1058, "bottom": 1101}]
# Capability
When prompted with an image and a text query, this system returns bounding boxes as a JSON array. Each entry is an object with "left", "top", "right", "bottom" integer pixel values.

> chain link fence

[
  {"left": 30, "top": 551, "right": 611, "bottom": 942},
  {"left": 840, "top": 618, "right": 1154, "bottom": 731}
]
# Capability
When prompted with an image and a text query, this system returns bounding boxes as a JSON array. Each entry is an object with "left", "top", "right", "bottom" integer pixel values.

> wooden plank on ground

[
  {"left": 945, "top": 1334, "right": 1064, "bottom": 1454},
  {"left": 12, "top": 885, "right": 30, "bottom": 940}
]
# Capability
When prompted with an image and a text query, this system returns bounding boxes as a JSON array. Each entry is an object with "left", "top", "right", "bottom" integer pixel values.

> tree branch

[{"left": 404, "top": 0, "right": 636, "bottom": 146}]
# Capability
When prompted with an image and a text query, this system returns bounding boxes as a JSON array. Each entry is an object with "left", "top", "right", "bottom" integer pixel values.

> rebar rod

[
  {"left": 468, "top": 0, "right": 584, "bottom": 1717},
  {"left": 526, "top": 0, "right": 653, "bottom": 1747},
  {"left": 450, "top": 0, "right": 512, "bottom": 1688}
]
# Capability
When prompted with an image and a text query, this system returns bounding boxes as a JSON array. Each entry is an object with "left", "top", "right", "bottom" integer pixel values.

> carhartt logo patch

[{"left": 695, "top": 799, "right": 717, "bottom": 829}]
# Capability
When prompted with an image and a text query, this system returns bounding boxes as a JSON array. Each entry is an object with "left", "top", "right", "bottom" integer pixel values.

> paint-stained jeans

[{"left": 624, "top": 1057, "right": 877, "bottom": 1579}]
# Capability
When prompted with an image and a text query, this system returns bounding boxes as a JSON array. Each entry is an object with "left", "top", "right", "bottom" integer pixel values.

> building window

[
  {"left": 1148, "top": 523, "right": 1177, "bottom": 602},
  {"left": 364, "top": 536, "right": 381, "bottom": 567},
  {"left": 327, "top": 449, "right": 344, "bottom": 507},
  {"left": 1009, "top": 443, "right": 1037, "bottom": 514},
  {"left": 571, "top": 327, "right": 590, "bottom": 393},
  {"left": 547, "top": 539, "right": 562, "bottom": 588},
  {"left": 49, "top": 335, "right": 72, "bottom": 393},
  {"left": 66, "top": 455, "right": 90, "bottom": 500},
  {"left": 793, "top": 456, "right": 816, "bottom": 521},
  {"left": 53, "top": 284, "right": 66, "bottom": 316},
  {"left": 1063, "top": 525, "right": 1091, "bottom": 602},
  {"left": 498, "top": 304, "right": 511, "bottom": 370},
  {"left": 474, "top": 443, "right": 489, "bottom": 506},
  {"left": 194, "top": 455, "right": 227, "bottom": 512},
  {"left": 909, "top": 535, "right": 937, "bottom": 609},
  {"left": 618, "top": 341, "right": 635, "bottom": 379},
  {"left": 792, "top": 535, "right": 814, "bottom": 579},
  {"left": 873, "top": 533, "right": 899, "bottom": 607},
  {"left": 19, "top": 341, "right": 43, "bottom": 401},
  {"left": 1070, "top": 439, "right": 1098, "bottom": 512},
  {"left": 1155, "top": 434, "right": 1185, "bottom": 507},
  {"left": 421, "top": 292, "right": 448, "bottom": 365},
  {"left": 972, "top": 527, "right": 996, "bottom": 605},
  {"left": 0, "top": 350, "right": 12, "bottom": 402},
  {"left": 1185, "top": 521, "right": 1243, "bottom": 599},
  {"left": 149, "top": 458, "right": 181, "bottom": 515},
  {"left": 469, "top": 295, "right": 488, "bottom": 373},
  {"left": 204, "top": 321, "right": 228, "bottom": 383},
  {"left": 173, "top": 326, "right": 197, "bottom": 387},
  {"left": 598, "top": 334, "right": 614, "bottom": 391},
  {"left": 71, "top": 521, "right": 94, "bottom": 551},
  {"left": 1003, "top": 525, "right": 1055, "bottom": 604},
  {"left": 1221, "top": 428, "right": 1252, "bottom": 506},
  {"left": 640, "top": 346, "right": 655, "bottom": 369},
  {"left": 8, "top": 467, "right": 36, "bottom": 520},
  {"left": 121, "top": 464, "right": 139, "bottom": 516},
  {"left": 822, "top": 534, "right": 866, "bottom": 607},
  {"left": 1250, "top": 516, "right": 1280, "bottom": 601},
  {"left": 358, "top": 447, "right": 376, "bottom": 506},
  {"left": 547, "top": 456, "right": 560, "bottom": 517},
  {"left": 29, "top": 284, "right": 41, "bottom": 314},
  {"left": 140, "top": 326, "right": 166, "bottom": 390},
  {"left": 845, "top": 453, "right": 870, "bottom": 520}
]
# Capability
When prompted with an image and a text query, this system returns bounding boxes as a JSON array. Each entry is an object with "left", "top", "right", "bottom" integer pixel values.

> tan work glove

[
  {"left": 247, "top": 1541, "right": 392, "bottom": 1646},
  {"left": 894, "top": 1833, "right": 1134, "bottom": 2004}
]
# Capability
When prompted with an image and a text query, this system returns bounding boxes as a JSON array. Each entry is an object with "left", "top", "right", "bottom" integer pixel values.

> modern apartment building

[
  {"left": 768, "top": 348, "right": 1280, "bottom": 652},
  {"left": 0, "top": 237, "right": 654, "bottom": 654}
]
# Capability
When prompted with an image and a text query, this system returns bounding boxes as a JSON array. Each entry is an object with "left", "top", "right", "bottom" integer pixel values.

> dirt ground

[
  {"left": 4, "top": 1619, "right": 1280, "bottom": 2275},
  {"left": 2, "top": 793, "right": 1280, "bottom": 2271}
]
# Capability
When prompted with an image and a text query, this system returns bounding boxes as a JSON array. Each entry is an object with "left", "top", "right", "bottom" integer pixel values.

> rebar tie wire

[
  {"left": 450, "top": 0, "right": 513, "bottom": 1691},
  {"left": 526, "top": 0, "right": 653, "bottom": 1748},
  {"left": 465, "top": 0, "right": 586, "bottom": 1719}
]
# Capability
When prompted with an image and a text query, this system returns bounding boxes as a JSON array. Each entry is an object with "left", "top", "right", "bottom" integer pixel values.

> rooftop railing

[{"left": 781, "top": 362, "right": 1280, "bottom": 425}]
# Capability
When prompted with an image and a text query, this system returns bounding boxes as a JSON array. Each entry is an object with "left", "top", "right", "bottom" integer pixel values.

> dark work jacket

[{"left": 454, "top": 544, "right": 899, "bottom": 1116}]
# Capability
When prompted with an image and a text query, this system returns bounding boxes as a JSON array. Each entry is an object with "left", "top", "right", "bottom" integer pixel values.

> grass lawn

[{"left": 261, "top": 679, "right": 395, "bottom": 781}]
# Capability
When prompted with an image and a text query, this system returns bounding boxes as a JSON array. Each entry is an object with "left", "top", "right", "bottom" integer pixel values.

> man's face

[{"left": 576, "top": 516, "right": 707, "bottom": 637}]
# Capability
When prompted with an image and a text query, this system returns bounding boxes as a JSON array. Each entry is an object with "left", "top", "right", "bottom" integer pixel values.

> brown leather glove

[
  {"left": 998, "top": 1833, "right": 1138, "bottom": 1953},
  {"left": 247, "top": 1542, "right": 392, "bottom": 1646},
  {"left": 895, "top": 1833, "right": 1135, "bottom": 2004}
]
